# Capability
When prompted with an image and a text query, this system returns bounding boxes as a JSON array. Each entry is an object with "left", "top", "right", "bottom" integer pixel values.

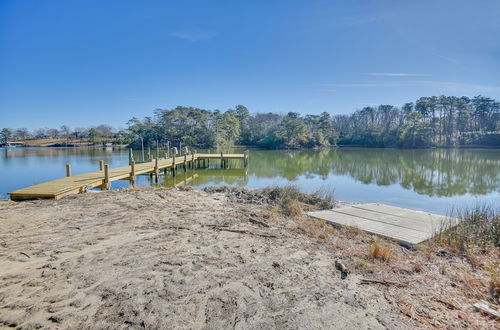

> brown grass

[
  {"left": 489, "top": 262, "right": 500, "bottom": 304},
  {"left": 217, "top": 187, "right": 499, "bottom": 328},
  {"left": 368, "top": 242, "right": 393, "bottom": 262},
  {"left": 261, "top": 185, "right": 336, "bottom": 217},
  {"left": 297, "top": 218, "right": 335, "bottom": 241},
  {"left": 435, "top": 205, "right": 499, "bottom": 255}
]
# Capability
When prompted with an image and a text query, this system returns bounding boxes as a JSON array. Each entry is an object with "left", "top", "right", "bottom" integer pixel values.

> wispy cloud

[
  {"left": 433, "top": 54, "right": 460, "bottom": 65},
  {"left": 326, "top": 82, "right": 411, "bottom": 88},
  {"left": 366, "top": 73, "right": 431, "bottom": 77},
  {"left": 168, "top": 28, "right": 215, "bottom": 41},
  {"left": 419, "top": 81, "right": 500, "bottom": 94},
  {"left": 318, "top": 81, "right": 500, "bottom": 94}
]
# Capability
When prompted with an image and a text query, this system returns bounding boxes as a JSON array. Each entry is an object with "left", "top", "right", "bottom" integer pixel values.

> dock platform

[
  {"left": 8, "top": 152, "right": 248, "bottom": 200},
  {"left": 307, "top": 203, "right": 458, "bottom": 245}
]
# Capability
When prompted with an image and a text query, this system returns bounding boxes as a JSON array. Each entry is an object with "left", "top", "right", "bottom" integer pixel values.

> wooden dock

[
  {"left": 307, "top": 203, "right": 459, "bottom": 245},
  {"left": 8, "top": 152, "right": 248, "bottom": 201}
]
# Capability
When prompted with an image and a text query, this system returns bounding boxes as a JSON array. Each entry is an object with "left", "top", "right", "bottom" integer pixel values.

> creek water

[{"left": 1, "top": 147, "right": 498, "bottom": 214}]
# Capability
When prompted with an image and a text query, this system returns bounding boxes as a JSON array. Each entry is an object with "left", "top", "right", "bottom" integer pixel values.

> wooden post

[
  {"left": 192, "top": 153, "right": 195, "bottom": 169},
  {"left": 130, "top": 159, "right": 136, "bottom": 187},
  {"left": 220, "top": 152, "right": 223, "bottom": 169},
  {"left": 154, "top": 158, "right": 159, "bottom": 183},
  {"left": 66, "top": 163, "right": 71, "bottom": 177},
  {"left": 172, "top": 154, "right": 176, "bottom": 176},
  {"left": 183, "top": 154, "right": 187, "bottom": 171},
  {"left": 99, "top": 160, "right": 104, "bottom": 171},
  {"left": 148, "top": 148, "right": 151, "bottom": 161},
  {"left": 104, "top": 164, "right": 110, "bottom": 190},
  {"left": 128, "top": 148, "right": 133, "bottom": 165}
]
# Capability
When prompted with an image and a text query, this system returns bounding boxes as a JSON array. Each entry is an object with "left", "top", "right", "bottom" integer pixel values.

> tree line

[
  {"left": 0, "top": 125, "right": 128, "bottom": 145},
  {"left": 2, "top": 95, "right": 499, "bottom": 148},
  {"left": 126, "top": 95, "right": 499, "bottom": 149},
  {"left": 336, "top": 95, "right": 499, "bottom": 147}
]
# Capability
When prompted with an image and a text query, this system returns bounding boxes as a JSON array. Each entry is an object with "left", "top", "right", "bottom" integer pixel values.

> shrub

[
  {"left": 261, "top": 185, "right": 336, "bottom": 216},
  {"left": 436, "top": 205, "right": 499, "bottom": 254}
]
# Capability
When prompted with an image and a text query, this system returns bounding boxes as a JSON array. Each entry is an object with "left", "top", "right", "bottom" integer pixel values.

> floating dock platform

[{"left": 307, "top": 203, "right": 458, "bottom": 245}]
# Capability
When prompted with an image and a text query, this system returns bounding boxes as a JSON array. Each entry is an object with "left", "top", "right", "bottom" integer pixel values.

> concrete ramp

[{"left": 307, "top": 203, "right": 459, "bottom": 245}]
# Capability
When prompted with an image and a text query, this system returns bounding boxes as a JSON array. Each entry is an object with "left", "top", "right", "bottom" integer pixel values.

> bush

[
  {"left": 261, "top": 185, "right": 336, "bottom": 216},
  {"left": 436, "top": 205, "right": 499, "bottom": 253}
]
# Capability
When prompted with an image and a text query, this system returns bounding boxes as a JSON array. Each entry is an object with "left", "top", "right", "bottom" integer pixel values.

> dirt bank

[{"left": 0, "top": 188, "right": 497, "bottom": 329}]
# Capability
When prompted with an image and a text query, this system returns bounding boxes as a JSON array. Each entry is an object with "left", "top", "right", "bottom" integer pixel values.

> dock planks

[
  {"left": 307, "top": 203, "right": 459, "bottom": 245},
  {"left": 8, "top": 152, "right": 247, "bottom": 200}
]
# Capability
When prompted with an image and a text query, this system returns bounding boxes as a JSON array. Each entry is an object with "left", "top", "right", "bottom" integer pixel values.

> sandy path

[{"left": 0, "top": 188, "right": 410, "bottom": 329}]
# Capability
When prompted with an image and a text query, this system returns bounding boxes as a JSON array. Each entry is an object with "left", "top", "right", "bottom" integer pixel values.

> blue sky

[{"left": 1, "top": 0, "right": 500, "bottom": 129}]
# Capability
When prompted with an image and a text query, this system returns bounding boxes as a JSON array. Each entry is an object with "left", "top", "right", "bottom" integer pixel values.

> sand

[{"left": 0, "top": 188, "right": 412, "bottom": 329}]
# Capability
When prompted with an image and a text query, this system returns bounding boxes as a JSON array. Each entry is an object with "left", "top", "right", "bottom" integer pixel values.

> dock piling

[
  {"left": 99, "top": 160, "right": 104, "bottom": 171},
  {"left": 128, "top": 148, "right": 133, "bottom": 165},
  {"left": 104, "top": 164, "right": 110, "bottom": 190},
  {"left": 244, "top": 150, "right": 249, "bottom": 167},
  {"left": 172, "top": 154, "right": 176, "bottom": 176},
  {"left": 130, "top": 160, "right": 136, "bottom": 187},
  {"left": 66, "top": 163, "right": 71, "bottom": 177},
  {"left": 154, "top": 158, "right": 159, "bottom": 183}
]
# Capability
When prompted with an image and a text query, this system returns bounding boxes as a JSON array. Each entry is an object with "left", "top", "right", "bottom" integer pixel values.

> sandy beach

[{"left": 0, "top": 187, "right": 497, "bottom": 329}]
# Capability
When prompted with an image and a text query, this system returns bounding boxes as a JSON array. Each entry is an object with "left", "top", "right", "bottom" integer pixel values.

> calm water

[{"left": 1, "top": 147, "right": 498, "bottom": 214}]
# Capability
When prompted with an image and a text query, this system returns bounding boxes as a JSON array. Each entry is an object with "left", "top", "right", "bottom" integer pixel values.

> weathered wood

[
  {"left": 99, "top": 160, "right": 104, "bottom": 171},
  {"left": 154, "top": 158, "right": 159, "bottom": 183},
  {"left": 130, "top": 159, "right": 136, "bottom": 187},
  {"left": 130, "top": 159, "right": 136, "bottom": 177},
  {"left": 244, "top": 150, "right": 249, "bottom": 167},
  {"left": 103, "top": 164, "right": 110, "bottom": 190},
  {"left": 66, "top": 163, "right": 71, "bottom": 177},
  {"left": 307, "top": 204, "right": 458, "bottom": 245},
  {"left": 172, "top": 154, "right": 176, "bottom": 176},
  {"left": 473, "top": 300, "right": 500, "bottom": 318},
  {"left": 360, "top": 278, "right": 409, "bottom": 287}
]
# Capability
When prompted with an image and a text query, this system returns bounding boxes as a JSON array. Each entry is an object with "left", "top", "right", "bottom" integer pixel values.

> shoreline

[
  {"left": 0, "top": 187, "right": 497, "bottom": 328},
  {"left": 2, "top": 141, "right": 499, "bottom": 150}
]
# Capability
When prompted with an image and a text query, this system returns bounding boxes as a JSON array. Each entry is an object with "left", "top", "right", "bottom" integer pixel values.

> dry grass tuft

[
  {"left": 345, "top": 226, "right": 363, "bottom": 236},
  {"left": 355, "top": 258, "right": 370, "bottom": 269},
  {"left": 369, "top": 242, "right": 393, "bottom": 262},
  {"left": 435, "top": 205, "right": 499, "bottom": 255},
  {"left": 261, "top": 185, "right": 336, "bottom": 217},
  {"left": 297, "top": 218, "right": 335, "bottom": 241},
  {"left": 488, "top": 263, "right": 500, "bottom": 303}
]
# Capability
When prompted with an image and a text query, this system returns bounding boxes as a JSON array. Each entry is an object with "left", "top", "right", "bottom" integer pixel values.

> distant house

[{"left": 1, "top": 141, "right": 25, "bottom": 148}]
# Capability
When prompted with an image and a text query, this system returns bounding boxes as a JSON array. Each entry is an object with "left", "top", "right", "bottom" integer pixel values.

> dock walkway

[
  {"left": 307, "top": 203, "right": 459, "bottom": 245},
  {"left": 9, "top": 152, "right": 248, "bottom": 200}
]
